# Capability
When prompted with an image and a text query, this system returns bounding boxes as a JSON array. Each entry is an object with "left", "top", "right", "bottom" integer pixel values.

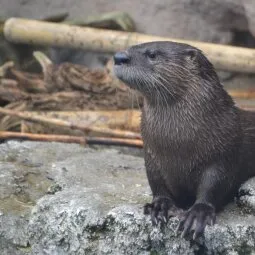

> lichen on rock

[{"left": 0, "top": 141, "right": 254, "bottom": 254}]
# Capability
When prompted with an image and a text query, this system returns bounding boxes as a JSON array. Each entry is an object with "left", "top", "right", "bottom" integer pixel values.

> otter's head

[{"left": 114, "top": 41, "right": 219, "bottom": 102}]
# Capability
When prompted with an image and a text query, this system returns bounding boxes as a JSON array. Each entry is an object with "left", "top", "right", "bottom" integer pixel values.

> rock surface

[{"left": 0, "top": 141, "right": 255, "bottom": 254}]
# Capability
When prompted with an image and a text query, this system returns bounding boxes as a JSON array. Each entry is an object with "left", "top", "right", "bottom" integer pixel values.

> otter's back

[{"left": 239, "top": 109, "right": 255, "bottom": 179}]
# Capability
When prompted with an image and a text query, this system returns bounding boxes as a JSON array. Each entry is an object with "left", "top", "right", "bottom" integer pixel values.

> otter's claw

[
  {"left": 177, "top": 203, "right": 216, "bottom": 240},
  {"left": 144, "top": 196, "right": 175, "bottom": 226}
]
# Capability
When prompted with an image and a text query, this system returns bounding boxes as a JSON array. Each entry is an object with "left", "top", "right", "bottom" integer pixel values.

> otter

[{"left": 113, "top": 41, "right": 255, "bottom": 239}]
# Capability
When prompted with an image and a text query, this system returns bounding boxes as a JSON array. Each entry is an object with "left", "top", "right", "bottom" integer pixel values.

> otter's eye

[{"left": 146, "top": 51, "right": 156, "bottom": 60}]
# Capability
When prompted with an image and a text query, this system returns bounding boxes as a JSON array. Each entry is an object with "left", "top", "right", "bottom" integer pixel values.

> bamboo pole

[
  {"left": 0, "top": 131, "right": 143, "bottom": 148},
  {"left": 3, "top": 18, "right": 255, "bottom": 73},
  {"left": 0, "top": 107, "right": 141, "bottom": 139}
]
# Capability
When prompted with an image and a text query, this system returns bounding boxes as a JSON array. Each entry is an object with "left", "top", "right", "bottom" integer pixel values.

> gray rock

[
  {"left": 243, "top": 0, "right": 255, "bottom": 37},
  {"left": 238, "top": 177, "right": 255, "bottom": 214},
  {"left": 0, "top": 141, "right": 254, "bottom": 254},
  {"left": 0, "top": 0, "right": 232, "bottom": 43}
]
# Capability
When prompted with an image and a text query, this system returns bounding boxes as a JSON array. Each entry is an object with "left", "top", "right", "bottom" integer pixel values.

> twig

[
  {"left": 0, "top": 107, "right": 141, "bottom": 139},
  {"left": 86, "top": 136, "right": 143, "bottom": 148},
  {"left": 33, "top": 51, "right": 52, "bottom": 75},
  {"left": 0, "top": 131, "right": 143, "bottom": 148}
]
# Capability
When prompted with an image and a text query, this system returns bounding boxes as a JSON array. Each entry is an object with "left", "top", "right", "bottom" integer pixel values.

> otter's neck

[
  {"left": 142, "top": 79, "right": 237, "bottom": 141},
  {"left": 148, "top": 79, "right": 232, "bottom": 108},
  {"left": 141, "top": 81, "right": 240, "bottom": 167}
]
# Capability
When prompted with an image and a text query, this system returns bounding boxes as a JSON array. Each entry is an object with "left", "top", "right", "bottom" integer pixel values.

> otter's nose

[{"left": 114, "top": 52, "right": 130, "bottom": 65}]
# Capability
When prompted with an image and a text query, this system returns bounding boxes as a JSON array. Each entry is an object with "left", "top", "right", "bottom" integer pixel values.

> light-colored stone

[{"left": 0, "top": 141, "right": 254, "bottom": 254}]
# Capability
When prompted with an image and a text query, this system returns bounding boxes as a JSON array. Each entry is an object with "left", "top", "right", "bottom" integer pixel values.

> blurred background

[
  {"left": 1, "top": 0, "right": 254, "bottom": 44},
  {"left": 1, "top": 0, "right": 254, "bottom": 67},
  {"left": 0, "top": 0, "right": 255, "bottom": 134}
]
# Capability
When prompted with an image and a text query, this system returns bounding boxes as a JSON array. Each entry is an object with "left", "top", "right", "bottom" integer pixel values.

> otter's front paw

[
  {"left": 177, "top": 203, "right": 216, "bottom": 240},
  {"left": 144, "top": 196, "right": 178, "bottom": 226}
]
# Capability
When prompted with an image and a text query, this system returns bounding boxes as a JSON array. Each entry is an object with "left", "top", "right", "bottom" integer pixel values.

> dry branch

[
  {"left": 4, "top": 18, "right": 255, "bottom": 73},
  {"left": 21, "top": 110, "right": 141, "bottom": 134},
  {"left": 86, "top": 136, "right": 143, "bottom": 147},
  {"left": 0, "top": 107, "right": 141, "bottom": 139},
  {"left": 0, "top": 131, "right": 143, "bottom": 148}
]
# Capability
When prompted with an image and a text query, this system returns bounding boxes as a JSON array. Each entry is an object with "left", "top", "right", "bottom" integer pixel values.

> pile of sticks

[{"left": 0, "top": 52, "right": 143, "bottom": 147}]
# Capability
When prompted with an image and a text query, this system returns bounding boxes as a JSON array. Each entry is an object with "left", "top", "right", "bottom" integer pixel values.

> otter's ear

[{"left": 184, "top": 49, "right": 198, "bottom": 61}]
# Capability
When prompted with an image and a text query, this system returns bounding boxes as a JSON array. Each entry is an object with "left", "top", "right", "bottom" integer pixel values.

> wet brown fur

[{"left": 113, "top": 41, "right": 255, "bottom": 238}]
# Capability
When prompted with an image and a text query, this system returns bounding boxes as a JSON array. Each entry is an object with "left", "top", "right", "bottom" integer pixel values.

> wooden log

[
  {"left": 4, "top": 18, "right": 255, "bottom": 73},
  {"left": 0, "top": 107, "right": 141, "bottom": 139},
  {"left": 0, "top": 131, "right": 143, "bottom": 148}
]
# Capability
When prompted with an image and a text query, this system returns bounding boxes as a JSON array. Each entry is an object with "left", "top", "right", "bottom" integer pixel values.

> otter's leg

[
  {"left": 143, "top": 155, "right": 180, "bottom": 225},
  {"left": 177, "top": 164, "right": 231, "bottom": 239}
]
